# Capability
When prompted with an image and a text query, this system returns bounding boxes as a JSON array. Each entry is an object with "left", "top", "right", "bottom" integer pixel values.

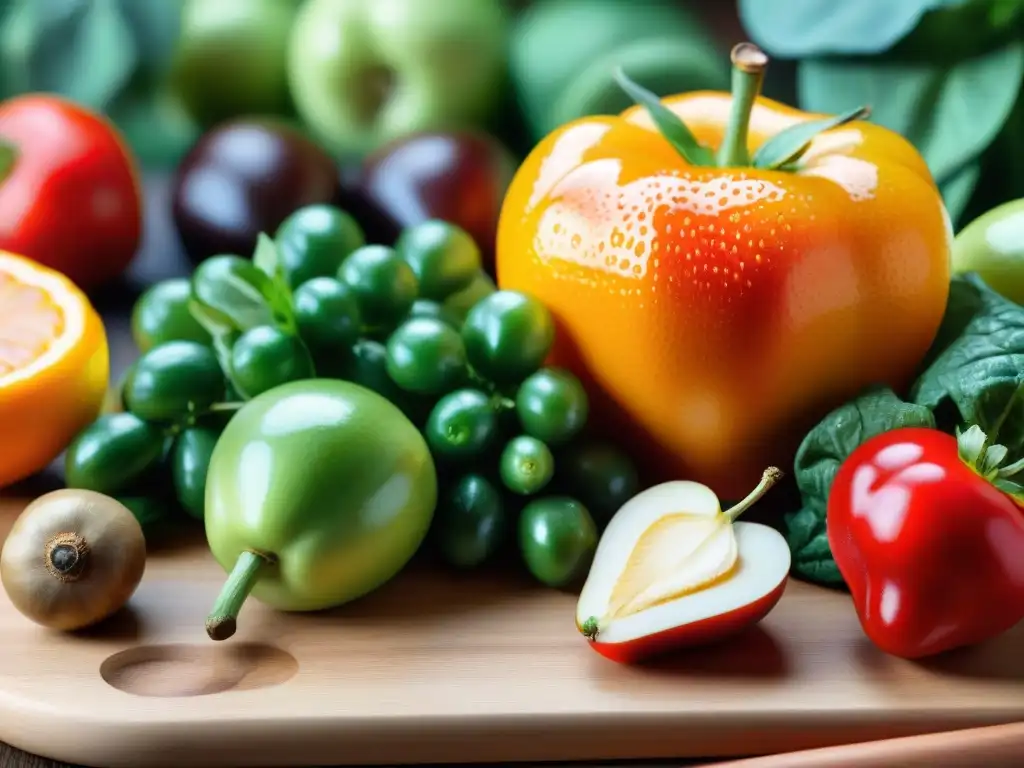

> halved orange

[{"left": 0, "top": 251, "right": 109, "bottom": 488}]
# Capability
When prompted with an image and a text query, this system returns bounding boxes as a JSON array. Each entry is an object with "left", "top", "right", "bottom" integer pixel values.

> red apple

[
  {"left": 352, "top": 131, "right": 517, "bottom": 272},
  {"left": 576, "top": 469, "right": 790, "bottom": 664}
]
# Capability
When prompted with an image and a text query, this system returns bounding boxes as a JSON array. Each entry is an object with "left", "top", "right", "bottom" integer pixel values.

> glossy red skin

[
  {"left": 354, "top": 131, "right": 517, "bottom": 272},
  {"left": 0, "top": 95, "right": 142, "bottom": 290},
  {"left": 828, "top": 427, "right": 1024, "bottom": 660},
  {"left": 583, "top": 577, "right": 787, "bottom": 664}
]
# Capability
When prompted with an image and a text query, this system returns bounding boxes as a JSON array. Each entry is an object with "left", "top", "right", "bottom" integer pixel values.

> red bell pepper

[{"left": 827, "top": 386, "right": 1024, "bottom": 659}]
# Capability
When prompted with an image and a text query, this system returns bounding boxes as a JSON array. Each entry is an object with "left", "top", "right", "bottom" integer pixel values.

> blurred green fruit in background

[
  {"left": 510, "top": 0, "right": 728, "bottom": 141},
  {"left": 287, "top": 0, "right": 508, "bottom": 158},
  {"left": 172, "top": 0, "right": 302, "bottom": 128}
]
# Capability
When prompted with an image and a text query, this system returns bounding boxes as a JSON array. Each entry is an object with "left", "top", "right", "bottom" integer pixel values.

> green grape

[
  {"left": 434, "top": 473, "right": 507, "bottom": 569},
  {"left": 337, "top": 244, "right": 418, "bottom": 328},
  {"left": 461, "top": 290, "right": 555, "bottom": 385},
  {"left": 518, "top": 496, "right": 597, "bottom": 588},
  {"left": 385, "top": 317, "right": 468, "bottom": 396},
  {"left": 515, "top": 367, "right": 588, "bottom": 445},
  {"left": 425, "top": 389, "right": 499, "bottom": 461},
  {"left": 500, "top": 435, "right": 554, "bottom": 495}
]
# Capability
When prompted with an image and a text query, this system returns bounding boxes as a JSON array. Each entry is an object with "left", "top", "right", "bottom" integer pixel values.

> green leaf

[
  {"left": 956, "top": 423, "right": 988, "bottom": 466},
  {"left": 993, "top": 477, "right": 1024, "bottom": 502},
  {"left": 59, "top": 0, "right": 136, "bottom": 108},
  {"left": 253, "top": 233, "right": 284, "bottom": 283},
  {"left": 738, "top": 0, "right": 960, "bottom": 58},
  {"left": 252, "top": 233, "right": 298, "bottom": 333},
  {"left": 752, "top": 106, "right": 870, "bottom": 170},
  {"left": 784, "top": 506, "right": 845, "bottom": 586},
  {"left": 191, "top": 257, "right": 277, "bottom": 333},
  {"left": 798, "top": 40, "right": 1024, "bottom": 183},
  {"left": 0, "top": 0, "right": 138, "bottom": 109},
  {"left": 786, "top": 386, "right": 936, "bottom": 586},
  {"left": 188, "top": 300, "right": 245, "bottom": 398},
  {"left": 999, "top": 456, "right": 1024, "bottom": 478},
  {"left": 116, "top": 0, "right": 183, "bottom": 74},
  {"left": 613, "top": 68, "right": 716, "bottom": 167},
  {"left": 911, "top": 276, "right": 1024, "bottom": 462},
  {"left": 188, "top": 298, "right": 233, "bottom": 338}
]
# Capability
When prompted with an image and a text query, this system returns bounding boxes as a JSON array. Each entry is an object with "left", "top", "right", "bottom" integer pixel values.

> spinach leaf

[
  {"left": 786, "top": 387, "right": 936, "bottom": 585},
  {"left": 910, "top": 274, "right": 1024, "bottom": 461},
  {"left": 798, "top": 40, "right": 1024, "bottom": 184},
  {"left": 738, "top": 0, "right": 958, "bottom": 59}
]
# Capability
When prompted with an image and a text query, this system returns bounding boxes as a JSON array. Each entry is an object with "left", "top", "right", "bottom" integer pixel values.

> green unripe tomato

[
  {"left": 276, "top": 205, "right": 366, "bottom": 288},
  {"left": 131, "top": 278, "right": 212, "bottom": 353},
  {"left": 341, "top": 338, "right": 434, "bottom": 426},
  {"left": 435, "top": 474, "right": 507, "bottom": 569},
  {"left": 124, "top": 341, "right": 225, "bottom": 423},
  {"left": 338, "top": 245, "right": 419, "bottom": 328},
  {"left": 230, "top": 326, "right": 315, "bottom": 399},
  {"left": 407, "top": 299, "right": 461, "bottom": 328},
  {"left": 444, "top": 271, "right": 496, "bottom": 323},
  {"left": 462, "top": 290, "right": 555, "bottom": 384},
  {"left": 515, "top": 367, "right": 588, "bottom": 445},
  {"left": 173, "top": 426, "right": 221, "bottom": 520},
  {"left": 559, "top": 441, "right": 639, "bottom": 528},
  {"left": 293, "top": 277, "right": 362, "bottom": 354},
  {"left": 425, "top": 389, "right": 499, "bottom": 461},
  {"left": 397, "top": 220, "right": 482, "bottom": 300},
  {"left": 500, "top": 435, "right": 554, "bottom": 495},
  {"left": 518, "top": 496, "right": 597, "bottom": 588},
  {"left": 117, "top": 495, "right": 172, "bottom": 533},
  {"left": 386, "top": 318, "right": 468, "bottom": 396},
  {"left": 64, "top": 413, "right": 167, "bottom": 495}
]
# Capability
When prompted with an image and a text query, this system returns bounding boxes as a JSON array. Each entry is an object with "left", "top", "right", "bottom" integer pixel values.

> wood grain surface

[{"left": 1, "top": 487, "right": 1023, "bottom": 767}]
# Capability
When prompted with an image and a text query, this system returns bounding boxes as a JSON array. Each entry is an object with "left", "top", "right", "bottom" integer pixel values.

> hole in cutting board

[{"left": 99, "top": 642, "right": 298, "bottom": 697}]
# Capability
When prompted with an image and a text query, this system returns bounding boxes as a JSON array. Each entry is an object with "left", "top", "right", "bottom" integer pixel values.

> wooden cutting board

[{"left": 0, "top": 494, "right": 1022, "bottom": 768}]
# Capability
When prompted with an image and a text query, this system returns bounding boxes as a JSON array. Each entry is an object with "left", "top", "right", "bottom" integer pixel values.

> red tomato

[
  {"left": 827, "top": 427, "right": 1024, "bottom": 659},
  {"left": 0, "top": 95, "right": 142, "bottom": 290}
]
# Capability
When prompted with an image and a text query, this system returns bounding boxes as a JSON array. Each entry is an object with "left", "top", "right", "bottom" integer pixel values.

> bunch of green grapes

[{"left": 68, "top": 204, "right": 639, "bottom": 587}]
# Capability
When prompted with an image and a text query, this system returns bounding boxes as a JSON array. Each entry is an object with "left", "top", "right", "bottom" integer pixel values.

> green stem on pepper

[
  {"left": 616, "top": 42, "right": 870, "bottom": 172},
  {"left": 206, "top": 549, "right": 274, "bottom": 641},
  {"left": 957, "top": 378, "right": 1024, "bottom": 500},
  {"left": 716, "top": 43, "right": 768, "bottom": 168}
]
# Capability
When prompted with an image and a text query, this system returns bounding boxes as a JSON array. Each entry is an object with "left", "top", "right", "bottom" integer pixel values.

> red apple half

[{"left": 575, "top": 470, "right": 791, "bottom": 664}]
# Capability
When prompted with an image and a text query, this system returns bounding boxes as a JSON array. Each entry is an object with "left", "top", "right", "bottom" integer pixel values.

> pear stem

[
  {"left": 206, "top": 550, "right": 273, "bottom": 641},
  {"left": 724, "top": 467, "right": 783, "bottom": 523},
  {"left": 716, "top": 43, "right": 769, "bottom": 167}
]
